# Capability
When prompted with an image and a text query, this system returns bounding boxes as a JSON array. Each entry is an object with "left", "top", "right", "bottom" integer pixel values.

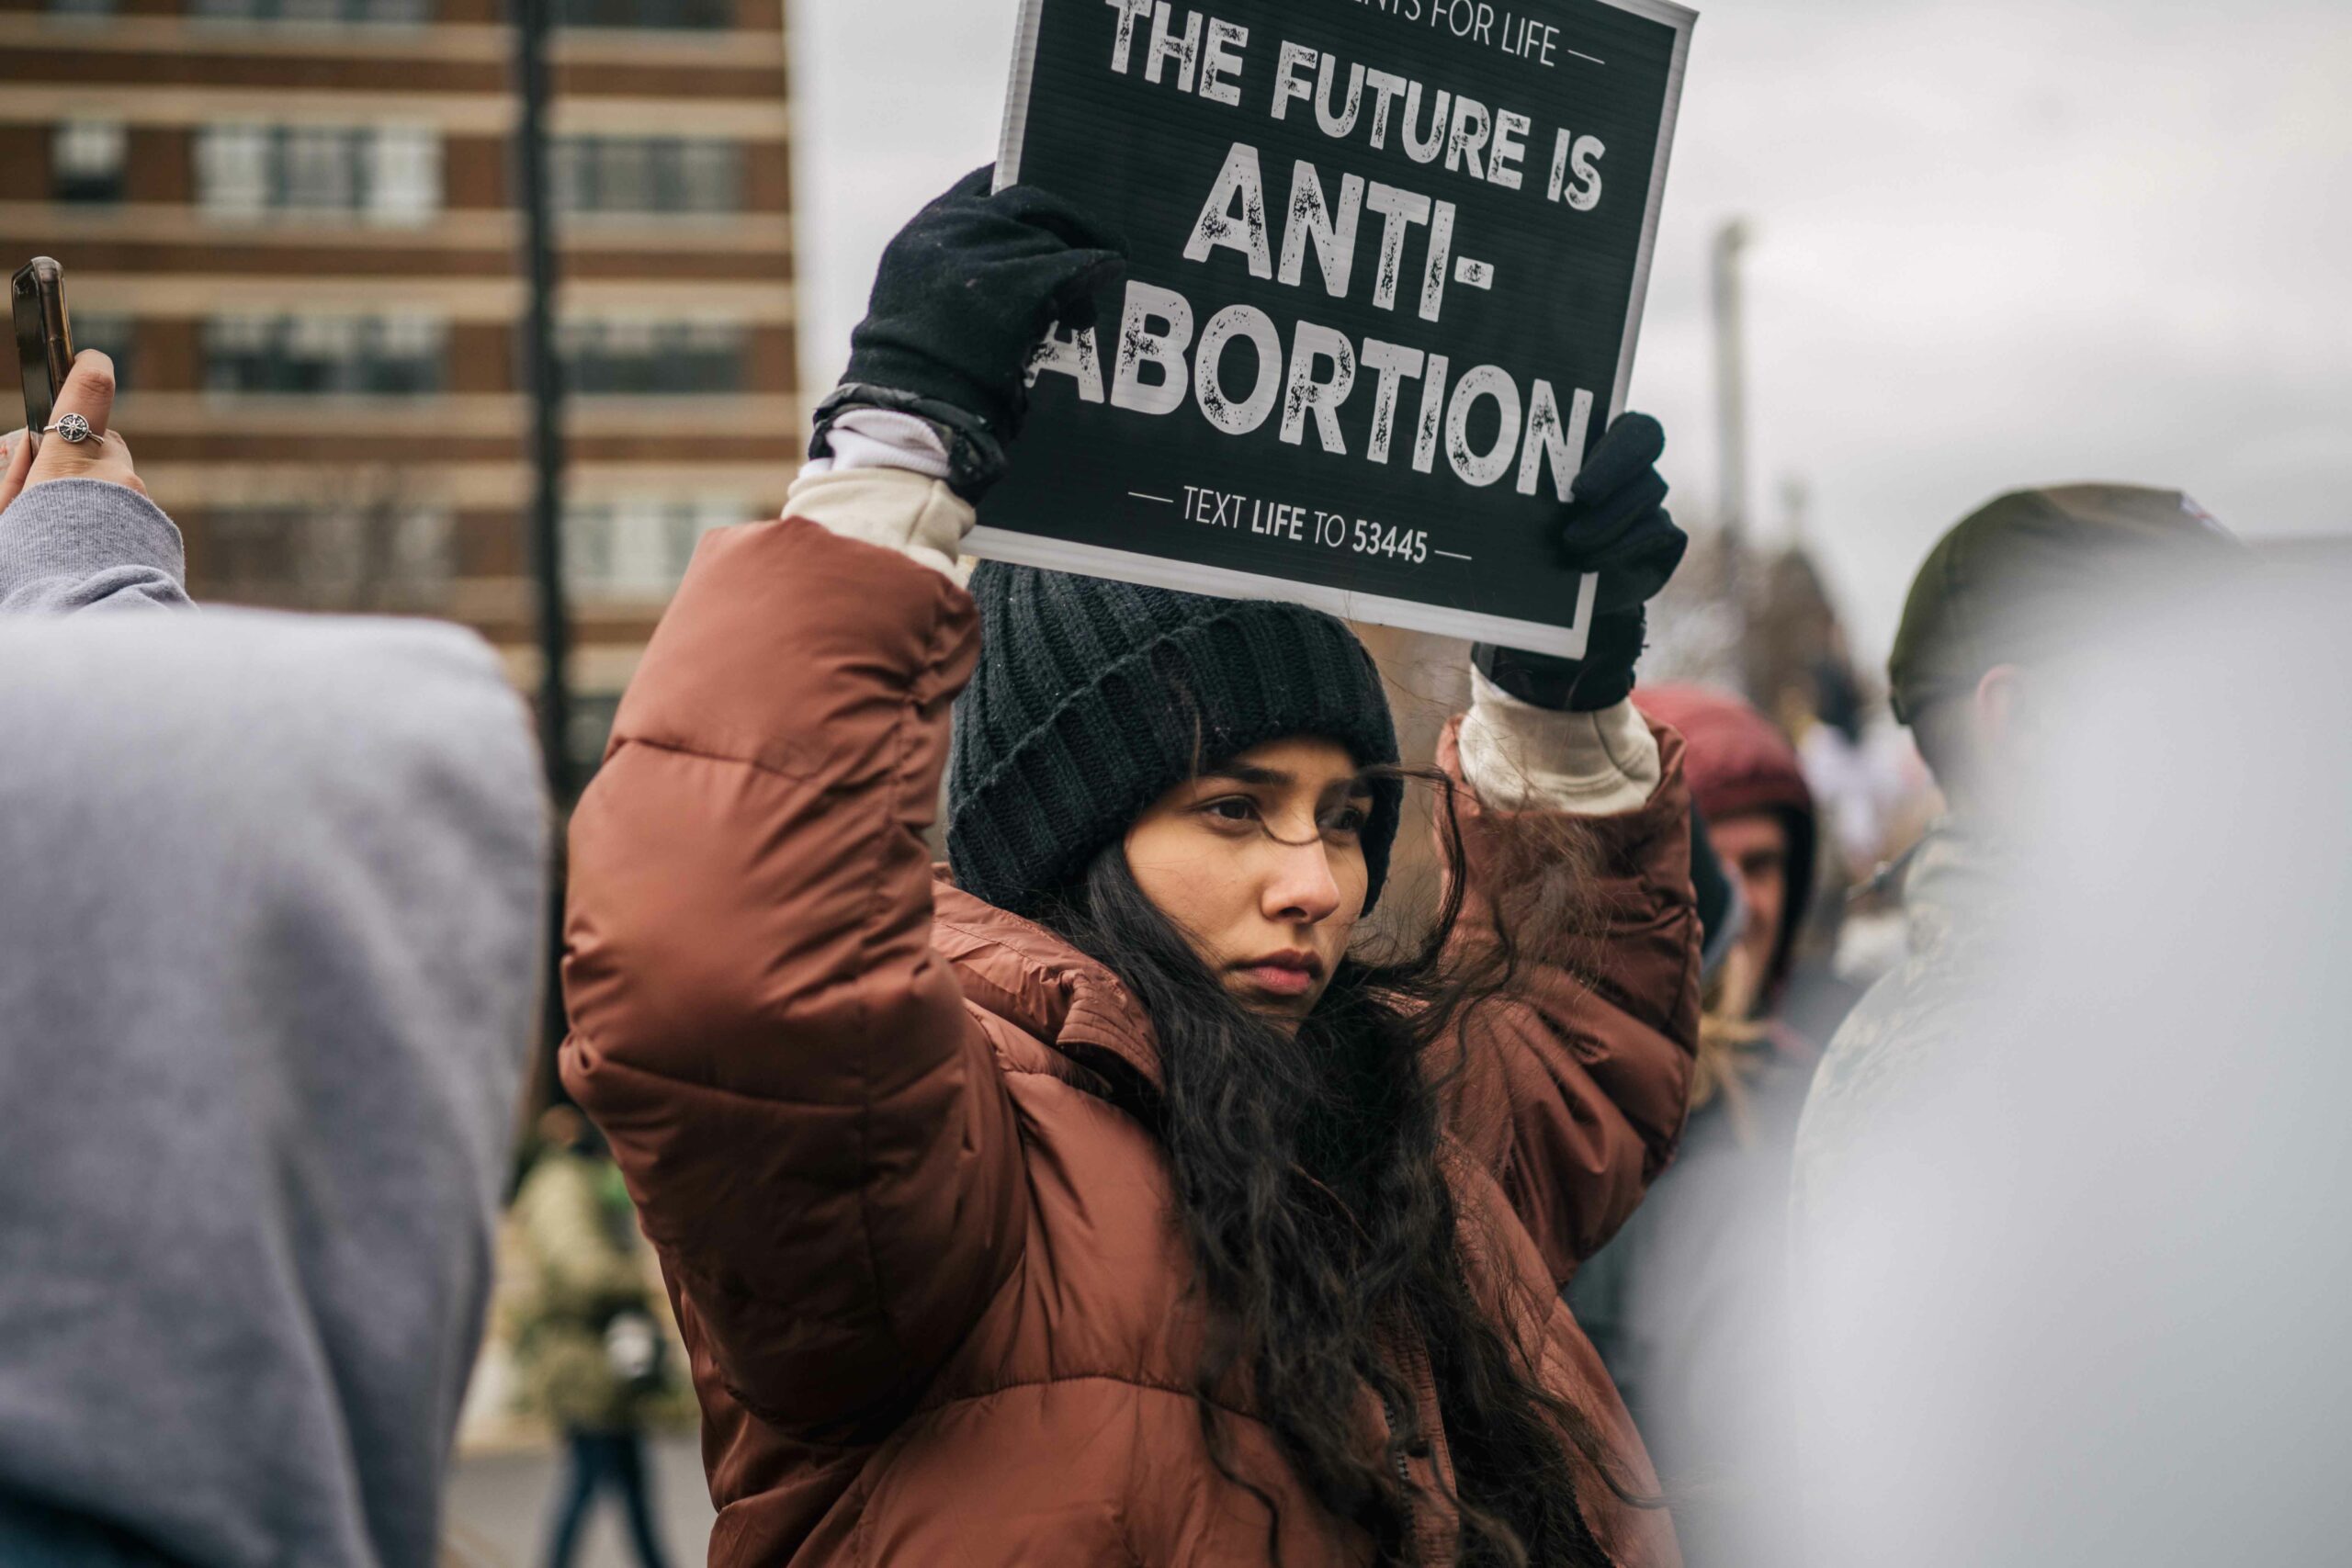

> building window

[
  {"left": 192, "top": 0, "right": 430, "bottom": 22},
  {"left": 552, "top": 0, "right": 729, "bottom": 30},
  {"left": 205, "top": 504, "right": 455, "bottom": 610},
  {"left": 196, "top": 124, "right": 441, "bottom": 225},
  {"left": 556, "top": 319, "right": 744, "bottom": 396},
  {"left": 279, "top": 125, "right": 361, "bottom": 209},
  {"left": 204, "top": 315, "right": 446, "bottom": 395},
  {"left": 72, "top": 313, "right": 137, "bottom": 389},
  {"left": 52, "top": 121, "right": 127, "bottom": 204},
  {"left": 550, "top": 137, "right": 741, "bottom": 215},
  {"left": 563, "top": 496, "right": 744, "bottom": 599}
]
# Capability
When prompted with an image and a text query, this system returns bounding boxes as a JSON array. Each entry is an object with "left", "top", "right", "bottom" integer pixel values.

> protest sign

[{"left": 975, "top": 0, "right": 1695, "bottom": 656}]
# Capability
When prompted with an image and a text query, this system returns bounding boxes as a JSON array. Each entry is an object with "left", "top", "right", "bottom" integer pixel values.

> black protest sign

[{"left": 977, "top": 0, "right": 1695, "bottom": 656}]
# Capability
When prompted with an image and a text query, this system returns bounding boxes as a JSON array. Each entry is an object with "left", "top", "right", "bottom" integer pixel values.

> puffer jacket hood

[
  {"left": 561, "top": 504, "right": 1703, "bottom": 1567},
  {"left": 1634, "top": 684, "right": 1817, "bottom": 993}
]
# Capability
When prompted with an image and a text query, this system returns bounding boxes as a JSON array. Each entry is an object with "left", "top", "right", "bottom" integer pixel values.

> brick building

[{"left": 0, "top": 0, "right": 799, "bottom": 776}]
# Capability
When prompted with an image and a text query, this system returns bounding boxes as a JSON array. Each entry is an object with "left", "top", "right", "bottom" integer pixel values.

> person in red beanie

[
  {"left": 1636, "top": 686, "right": 1819, "bottom": 1023},
  {"left": 1566, "top": 684, "right": 1846, "bottom": 1568}
]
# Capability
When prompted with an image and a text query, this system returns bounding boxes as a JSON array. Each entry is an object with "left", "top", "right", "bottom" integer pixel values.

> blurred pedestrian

[
  {"left": 0, "top": 355, "right": 550, "bottom": 1565},
  {"left": 1568, "top": 684, "right": 1832, "bottom": 1568},
  {"left": 1791, "top": 545, "right": 2352, "bottom": 1567},
  {"left": 509, "top": 1108, "right": 674, "bottom": 1568},
  {"left": 559, "top": 168, "right": 1703, "bottom": 1566},
  {"left": 1791, "top": 484, "right": 2245, "bottom": 1246},
  {"left": 1641, "top": 685, "right": 1841, "bottom": 1058}
]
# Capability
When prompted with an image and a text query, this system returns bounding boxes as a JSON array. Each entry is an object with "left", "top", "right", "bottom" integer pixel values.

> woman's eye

[
  {"left": 1201, "top": 796, "right": 1259, "bottom": 824},
  {"left": 1322, "top": 806, "right": 1369, "bottom": 836}
]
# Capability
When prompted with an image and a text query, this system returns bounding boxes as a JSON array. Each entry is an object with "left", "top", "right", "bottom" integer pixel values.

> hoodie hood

[{"left": 0, "top": 607, "right": 548, "bottom": 1568}]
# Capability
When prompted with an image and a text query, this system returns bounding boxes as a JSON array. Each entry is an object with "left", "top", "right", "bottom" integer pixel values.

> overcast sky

[{"left": 786, "top": 0, "right": 2352, "bottom": 662}]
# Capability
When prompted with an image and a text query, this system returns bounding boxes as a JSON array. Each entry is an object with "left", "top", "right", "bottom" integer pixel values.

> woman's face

[{"left": 1123, "top": 735, "right": 1375, "bottom": 1026}]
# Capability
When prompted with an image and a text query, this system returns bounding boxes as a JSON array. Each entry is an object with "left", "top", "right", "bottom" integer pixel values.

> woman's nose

[{"left": 1261, "top": 835, "right": 1342, "bottom": 925}]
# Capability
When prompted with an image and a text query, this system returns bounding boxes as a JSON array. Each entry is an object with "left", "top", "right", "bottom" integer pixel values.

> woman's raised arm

[
  {"left": 1443, "top": 695, "right": 1702, "bottom": 1284},
  {"left": 1445, "top": 412, "right": 1703, "bottom": 1283},
  {"left": 560, "top": 167, "right": 1125, "bottom": 1436},
  {"left": 558, "top": 488, "right": 1019, "bottom": 1435}
]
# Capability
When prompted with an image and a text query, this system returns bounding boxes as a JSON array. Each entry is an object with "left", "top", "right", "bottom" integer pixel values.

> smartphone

[{"left": 13, "top": 256, "right": 74, "bottom": 456}]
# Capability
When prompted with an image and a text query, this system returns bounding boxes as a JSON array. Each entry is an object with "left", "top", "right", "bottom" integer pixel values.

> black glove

[
  {"left": 816, "top": 165, "right": 1127, "bottom": 497},
  {"left": 1474, "top": 412, "right": 1688, "bottom": 711}
]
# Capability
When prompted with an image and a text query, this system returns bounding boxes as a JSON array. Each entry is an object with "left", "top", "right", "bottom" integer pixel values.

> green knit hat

[{"left": 948, "top": 562, "right": 1404, "bottom": 921}]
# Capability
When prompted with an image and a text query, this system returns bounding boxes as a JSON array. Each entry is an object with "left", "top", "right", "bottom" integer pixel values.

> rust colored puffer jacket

[{"left": 560, "top": 509, "right": 1701, "bottom": 1567}]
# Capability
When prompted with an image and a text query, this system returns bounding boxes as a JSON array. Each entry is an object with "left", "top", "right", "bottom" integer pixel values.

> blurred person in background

[
  {"left": 1638, "top": 684, "right": 1855, "bottom": 1058},
  {"left": 1791, "top": 484, "right": 2245, "bottom": 1245},
  {"left": 0, "top": 355, "right": 550, "bottom": 1566},
  {"left": 1789, "top": 656, "right": 1924, "bottom": 893},
  {"left": 1569, "top": 684, "right": 1833, "bottom": 1568},
  {"left": 1793, "top": 547, "right": 2351, "bottom": 1566},
  {"left": 1783, "top": 660, "right": 1937, "bottom": 998},
  {"left": 508, "top": 1107, "right": 676, "bottom": 1568}
]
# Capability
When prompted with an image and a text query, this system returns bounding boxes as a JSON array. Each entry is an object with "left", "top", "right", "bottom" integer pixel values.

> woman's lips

[{"left": 1236, "top": 962, "right": 1318, "bottom": 998}]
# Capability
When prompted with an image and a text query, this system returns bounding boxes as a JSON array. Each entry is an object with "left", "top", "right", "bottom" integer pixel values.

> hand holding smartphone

[{"left": 4, "top": 256, "right": 146, "bottom": 513}]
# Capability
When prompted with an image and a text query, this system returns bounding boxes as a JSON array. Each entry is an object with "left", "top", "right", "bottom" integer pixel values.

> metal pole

[
  {"left": 514, "top": 0, "right": 573, "bottom": 806},
  {"left": 1710, "top": 219, "right": 1751, "bottom": 555},
  {"left": 513, "top": 0, "right": 575, "bottom": 1078}
]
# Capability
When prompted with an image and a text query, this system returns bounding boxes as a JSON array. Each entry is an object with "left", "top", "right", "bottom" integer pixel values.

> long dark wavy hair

[{"left": 1035, "top": 767, "right": 1649, "bottom": 1567}]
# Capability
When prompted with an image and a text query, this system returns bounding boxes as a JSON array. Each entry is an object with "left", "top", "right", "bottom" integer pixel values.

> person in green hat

[{"left": 1791, "top": 483, "right": 2245, "bottom": 1246}]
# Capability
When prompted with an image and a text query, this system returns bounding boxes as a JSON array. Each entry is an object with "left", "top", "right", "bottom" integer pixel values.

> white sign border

[
  {"left": 985, "top": 0, "right": 1696, "bottom": 660},
  {"left": 966, "top": 523, "right": 1602, "bottom": 653}
]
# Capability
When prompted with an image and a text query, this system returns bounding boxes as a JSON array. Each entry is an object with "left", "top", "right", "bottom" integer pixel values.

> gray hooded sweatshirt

[{"left": 0, "top": 479, "right": 550, "bottom": 1566}]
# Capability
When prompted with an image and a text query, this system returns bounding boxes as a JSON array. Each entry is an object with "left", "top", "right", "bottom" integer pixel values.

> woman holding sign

[{"left": 560, "top": 171, "right": 1696, "bottom": 1568}]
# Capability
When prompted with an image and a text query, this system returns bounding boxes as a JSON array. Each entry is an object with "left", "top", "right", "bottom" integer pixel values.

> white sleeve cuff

[
  {"left": 1455, "top": 666, "right": 1663, "bottom": 817},
  {"left": 800, "top": 406, "right": 955, "bottom": 482},
  {"left": 784, "top": 467, "right": 974, "bottom": 580}
]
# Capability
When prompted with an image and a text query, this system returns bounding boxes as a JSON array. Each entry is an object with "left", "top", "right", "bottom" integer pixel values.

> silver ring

[{"left": 42, "top": 412, "right": 103, "bottom": 446}]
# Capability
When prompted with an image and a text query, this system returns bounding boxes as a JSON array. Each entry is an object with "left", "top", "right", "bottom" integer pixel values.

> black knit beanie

[{"left": 948, "top": 562, "right": 1403, "bottom": 921}]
